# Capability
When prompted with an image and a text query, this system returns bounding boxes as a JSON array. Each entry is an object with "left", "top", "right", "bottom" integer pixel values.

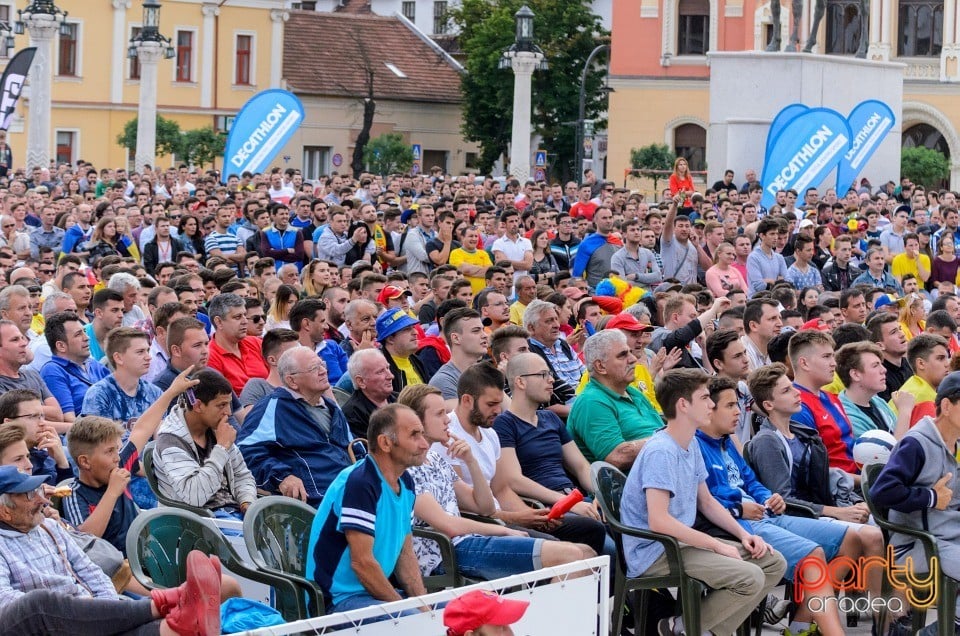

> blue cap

[
  {"left": 400, "top": 208, "right": 417, "bottom": 224},
  {"left": 376, "top": 308, "right": 419, "bottom": 341},
  {"left": 0, "top": 466, "right": 48, "bottom": 495}
]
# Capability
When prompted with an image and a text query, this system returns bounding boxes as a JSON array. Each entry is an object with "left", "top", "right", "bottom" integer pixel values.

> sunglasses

[{"left": 250, "top": 315, "right": 265, "bottom": 323}]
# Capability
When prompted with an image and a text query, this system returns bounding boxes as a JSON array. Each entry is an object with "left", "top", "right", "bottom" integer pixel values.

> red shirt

[
  {"left": 570, "top": 201, "right": 598, "bottom": 222},
  {"left": 208, "top": 335, "right": 269, "bottom": 395}
]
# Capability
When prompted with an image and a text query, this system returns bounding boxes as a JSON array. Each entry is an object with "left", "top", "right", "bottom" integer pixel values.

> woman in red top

[{"left": 668, "top": 157, "right": 695, "bottom": 207}]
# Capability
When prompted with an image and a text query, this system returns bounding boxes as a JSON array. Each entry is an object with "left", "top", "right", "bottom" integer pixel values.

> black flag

[{"left": 0, "top": 47, "right": 35, "bottom": 131}]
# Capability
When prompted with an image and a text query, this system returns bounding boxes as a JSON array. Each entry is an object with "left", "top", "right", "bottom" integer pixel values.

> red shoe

[{"left": 164, "top": 550, "right": 222, "bottom": 636}]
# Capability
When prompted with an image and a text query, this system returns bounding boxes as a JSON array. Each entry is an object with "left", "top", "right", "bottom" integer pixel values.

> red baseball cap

[
  {"left": 561, "top": 286, "right": 588, "bottom": 301},
  {"left": 607, "top": 313, "right": 654, "bottom": 333},
  {"left": 444, "top": 591, "right": 529, "bottom": 636},
  {"left": 376, "top": 284, "right": 411, "bottom": 305},
  {"left": 800, "top": 318, "right": 831, "bottom": 332}
]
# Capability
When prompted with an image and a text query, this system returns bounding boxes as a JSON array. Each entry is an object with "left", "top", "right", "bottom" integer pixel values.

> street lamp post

[
  {"left": 575, "top": 44, "right": 610, "bottom": 183},
  {"left": 128, "top": 0, "right": 175, "bottom": 173},
  {"left": 16, "top": 0, "right": 69, "bottom": 172},
  {"left": 500, "top": 6, "right": 546, "bottom": 183}
]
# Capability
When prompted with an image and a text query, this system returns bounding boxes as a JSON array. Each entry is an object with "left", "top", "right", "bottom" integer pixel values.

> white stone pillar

[
  {"left": 507, "top": 50, "right": 543, "bottom": 183},
  {"left": 134, "top": 42, "right": 164, "bottom": 173},
  {"left": 24, "top": 13, "right": 59, "bottom": 171},
  {"left": 876, "top": 0, "right": 893, "bottom": 59},
  {"left": 270, "top": 10, "right": 289, "bottom": 88},
  {"left": 111, "top": 0, "right": 131, "bottom": 104},
  {"left": 942, "top": 0, "right": 959, "bottom": 81},
  {"left": 201, "top": 3, "right": 218, "bottom": 108}
]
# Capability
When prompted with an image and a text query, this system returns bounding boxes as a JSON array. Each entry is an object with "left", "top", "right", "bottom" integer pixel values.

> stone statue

[{"left": 766, "top": 0, "right": 869, "bottom": 58}]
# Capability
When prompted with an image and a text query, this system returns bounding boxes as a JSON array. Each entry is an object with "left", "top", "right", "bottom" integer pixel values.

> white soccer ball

[{"left": 853, "top": 430, "right": 897, "bottom": 466}]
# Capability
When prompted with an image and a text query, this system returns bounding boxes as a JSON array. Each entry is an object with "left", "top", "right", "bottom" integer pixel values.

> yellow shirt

[
  {"left": 576, "top": 363, "right": 662, "bottom": 413},
  {"left": 822, "top": 371, "right": 845, "bottom": 396},
  {"left": 891, "top": 252, "right": 930, "bottom": 282},
  {"left": 449, "top": 248, "right": 493, "bottom": 294},
  {"left": 392, "top": 355, "right": 423, "bottom": 386},
  {"left": 509, "top": 301, "right": 527, "bottom": 326}
]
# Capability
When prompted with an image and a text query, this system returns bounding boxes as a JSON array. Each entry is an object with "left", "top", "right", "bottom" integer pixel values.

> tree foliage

[
  {"left": 630, "top": 143, "right": 675, "bottom": 193},
  {"left": 451, "top": 0, "right": 608, "bottom": 179},
  {"left": 363, "top": 133, "right": 414, "bottom": 176},
  {"left": 178, "top": 127, "right": 226, "bottom": 170},
  {"left": 116, "top": 115, "right": 183, "bottom": 158},
  {"left": 901, "top": 146, "right": 949, "bottom": 190}
]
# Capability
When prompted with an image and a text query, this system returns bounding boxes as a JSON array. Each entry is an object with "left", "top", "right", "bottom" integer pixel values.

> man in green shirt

[{"left": 567, "top": 330, "right": 663, "bottom": 471}]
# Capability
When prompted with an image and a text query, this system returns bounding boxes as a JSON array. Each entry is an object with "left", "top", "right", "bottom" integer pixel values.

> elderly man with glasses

[{"left": 238, "top": 345, "right": 354, "bottom": 507}]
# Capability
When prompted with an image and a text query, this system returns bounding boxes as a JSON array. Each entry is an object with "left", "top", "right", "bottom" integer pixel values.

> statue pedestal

[{"left": 705, "top": 51, "right": 904, "bottom": 189}]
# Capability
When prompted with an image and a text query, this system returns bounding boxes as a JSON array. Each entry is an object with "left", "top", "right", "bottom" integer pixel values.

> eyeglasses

[
  {"left": 291, "top": 363, "right": 326, "bottom": 375},
  {"left": 1, "top": 224, "right": 13, "bottom": 229},
  {"left": 14, "top": 412, "right": 43, "bottom": 422},
  {"left": 249, "top": 314, "right": 264, "bottom": 323},
  {"left": 39, "top": 269, "right": 54, "bottom": 275},
  {"left": 23, "top": 486, "right": 45, "bottom": 501},
  {"left": 519, "top": 370, "right": 553, "bottom": 381}
]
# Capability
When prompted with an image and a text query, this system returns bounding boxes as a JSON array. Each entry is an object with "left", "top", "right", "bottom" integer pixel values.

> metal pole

[{"left": 575, "top": 43, "right": 609, "bottom": 184}]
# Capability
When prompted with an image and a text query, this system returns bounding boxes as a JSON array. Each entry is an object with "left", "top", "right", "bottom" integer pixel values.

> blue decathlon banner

[
  {"left": 835, "top": 100, "right": 895, "bottom": 196},
  {"left": 764, "top": 103, "right": 808, "bottom": 157},
  {"left": 221, "top": 89, "right": 305, "bottom": 182},
  {"left": 760, "top": 108, "right": 852, "bottom": 209}
]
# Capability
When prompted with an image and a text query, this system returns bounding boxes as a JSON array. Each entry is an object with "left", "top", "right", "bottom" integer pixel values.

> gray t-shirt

[
  {"left": 621, "top": 429, "right": 708, "bottom": 577},
  {"left": 0, "top": 369, "right": 53, "bottom": 401},
  {"left": 239, "top": 378, "right": 274, "bottom": 408},
  {"left": 659, "top": 235, "right": 698, "bottom": 285},
  {"left": 429, "top": 361, "right": 463, "bottom": 400}
]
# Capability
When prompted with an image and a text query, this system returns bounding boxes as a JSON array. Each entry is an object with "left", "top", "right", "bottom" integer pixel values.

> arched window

[
  {"left": 825, "top": 0, "right": 864, "bottom": 55},
  {"left": 902, "top": 123, "right": 951, "bottom": 158},
  {"left": 674, "top": 124, "right": 706, "bottom": 172},
  {"left": 898, "top": 0, "right": 944, "bottom": 57}
]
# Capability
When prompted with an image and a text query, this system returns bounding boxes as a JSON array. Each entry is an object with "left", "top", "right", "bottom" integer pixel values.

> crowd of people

[{"left": 0, "top": 155, "right": 958, "bottom": 635}]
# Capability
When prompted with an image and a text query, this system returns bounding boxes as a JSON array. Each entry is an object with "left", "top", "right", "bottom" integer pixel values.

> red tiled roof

[{"left": 283, "top": 11, "right": 463, "bottom": 104}]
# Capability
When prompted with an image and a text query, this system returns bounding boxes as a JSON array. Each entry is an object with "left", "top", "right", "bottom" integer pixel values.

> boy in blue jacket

[{"left": 700, "top": 377, "right": 861, "bottom": 635}]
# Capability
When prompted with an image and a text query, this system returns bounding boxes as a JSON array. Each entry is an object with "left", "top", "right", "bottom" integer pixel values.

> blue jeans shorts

[
  {"left": 453, "top": 534, "right": 545, "bottom": 581},
  {"left": 754, "top": 513, "right": 848, "bottom": 579}
]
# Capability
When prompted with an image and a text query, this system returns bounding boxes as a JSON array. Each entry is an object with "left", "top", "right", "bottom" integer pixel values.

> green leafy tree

[
  {"left": 630, "top": 143, "right": 675, "bottom": 194},
  {"left": 901, "top": 146, "right": 949, "bottom": 190},
  {"left": 451, "top": 0, "right": 608, "bottom": 178},
  {"left": 116, "top": 115, "right": 183, "bottom": 159},
  {"left": 178, "top": 127, "right": 226, "bottom": 169},
  {"left": 363, "top": 133, "right": 414, "bottom": 176}
]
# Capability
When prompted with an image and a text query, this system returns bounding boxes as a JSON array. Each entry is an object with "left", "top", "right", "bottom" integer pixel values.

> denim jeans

[
  {"left": 329, "top": 591, "right": 421, "bottom": 623},
  {"left": 452, "top": 534, "right": 544, "bottom": 580},
  {"left": 0, "top": 590, "right": 160, "bottom": 635}
]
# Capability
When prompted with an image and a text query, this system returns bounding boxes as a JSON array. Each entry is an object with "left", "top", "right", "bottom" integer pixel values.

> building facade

[
  {"left": 277, "top": 10, "right": 478, "bottom": 178},
  {"left": 607, "top": 0, "right": 960, "bottom": 189},
  {"left": 4, "top": 0, "right": 288, "bottom": 171}
]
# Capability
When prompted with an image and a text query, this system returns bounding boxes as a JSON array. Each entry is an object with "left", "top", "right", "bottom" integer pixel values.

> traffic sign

[
  {"left": 535, "top": 150, "right": 546, "bottom": 167},
  {"left": 332, "top": 153, "right": 342, "bottom": 167},
  {"left": 412, "top": 144, "right": 422, "bottom": 161},
  {"left": 411, "top": 163, "right": 421, "bottom": 175},
  {"left": 534, "top": 168, "right": 546, "bottom": 182}
]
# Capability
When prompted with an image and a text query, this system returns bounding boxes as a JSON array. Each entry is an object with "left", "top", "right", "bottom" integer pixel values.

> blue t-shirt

[
  {"left": 61, "top": 440, "right": 140, "bottom": 554},
  {"left": 493, "top": 409, "right": 575, "bottom": 492},
  {"left": 80, "top": 375, "right": 163, "bottom": 425},
  {"left": 621, "top": 429, "right": 707, "bottom": 577},
  {"left": 307, "top": 456, "right": 416, "bottom": 606}
]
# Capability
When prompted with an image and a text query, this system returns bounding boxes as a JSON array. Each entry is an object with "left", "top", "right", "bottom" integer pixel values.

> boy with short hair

[
  {"left": 63, "top": 368, "right": 199, "bottom": 552},
  {"left": 0, "top": 388, "right": 72, "bottom": 483},
  {"left": 621, "top": 368, "right": 786, "bottom": 636},
  {"left": 0, "top": 422, "right": 31, "bottom": 473}
]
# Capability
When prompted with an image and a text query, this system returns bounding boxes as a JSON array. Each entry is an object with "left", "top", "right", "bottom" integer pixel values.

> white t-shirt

[
  {"left": 436, "top": 410, "right": 501, "bottom": 489},
  {"left": 491, "top": 234, "right": 533, "bottom": 281}
]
